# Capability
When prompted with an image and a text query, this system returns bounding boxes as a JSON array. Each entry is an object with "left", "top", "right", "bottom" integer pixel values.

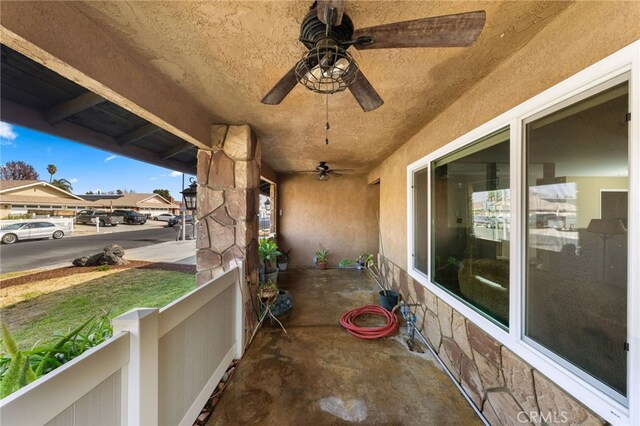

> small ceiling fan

[
  {"left": 261, "top": 0, "right": 486, "bottom": 112},
  {"left": 294, "top": 161, "right": 355, "bottom": 181}
]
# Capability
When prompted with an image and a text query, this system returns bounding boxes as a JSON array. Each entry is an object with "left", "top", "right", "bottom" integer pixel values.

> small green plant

[
  {"left": 339, "top": 259, "right": 354, "bottom": 268},
  {"left": 258, "top": 238, "right": 281, "bottom": 268},
  {"left": 95, "top": 265, "right": 110, "bottom": 272},
  {"left": 0, "top": 311, "right": 113, "bottom": 397},
  {"left": 315, "top": 246, "right": 329, "bottom": 263}
]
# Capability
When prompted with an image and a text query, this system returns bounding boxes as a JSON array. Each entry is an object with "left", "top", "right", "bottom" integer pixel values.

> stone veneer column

[{"left": 196, "top": 124, "right": 260, "bottom": 345}]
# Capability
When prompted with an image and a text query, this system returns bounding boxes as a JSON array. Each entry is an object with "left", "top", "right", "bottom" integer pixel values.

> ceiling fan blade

[
  {"left": 261, "top": 66, "right": 299, "bottom": 105},
  {"left": 330, "top": 168, "right": 355, "bottom": 174},
  {"left": 317, "top": 0, "right": 346, "bottom": 26},
  {"left": 353, "top": 10, "right": 486, "bottom": 50},
  {"left": 329, "top": 171, "right": 343, "bottom": 177},
  {"left": 348, "top": 71, "right": 384, "bottom": 112}
]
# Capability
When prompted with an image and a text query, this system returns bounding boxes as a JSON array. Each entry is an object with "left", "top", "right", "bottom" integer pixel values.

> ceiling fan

[
  {"left": 294, "top": 161, "right": 355, "bottom": 181},
  {"left": 261, "top": 0, "right": 486, "bottom": 112}
]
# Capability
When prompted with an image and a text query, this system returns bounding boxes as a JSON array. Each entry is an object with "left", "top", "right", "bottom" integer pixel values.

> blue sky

[{"left": 0, "top": 122, "right": 194, "bottom": 200}]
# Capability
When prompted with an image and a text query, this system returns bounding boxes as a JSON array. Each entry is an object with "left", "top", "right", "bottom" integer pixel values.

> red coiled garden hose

[{"left": 340, "top": 305, "right": 400, "bottom": 339}]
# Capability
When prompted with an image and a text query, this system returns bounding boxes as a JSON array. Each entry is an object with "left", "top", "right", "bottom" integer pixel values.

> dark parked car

[
  {"left": 112, "top": 209, "right": 147, "bottom": 225},
  {"left": 168, "top": 215, "right": 194, "bottom": 227},
  {"left": 75, "top": 210, "right": 123, "bottom": 227}
]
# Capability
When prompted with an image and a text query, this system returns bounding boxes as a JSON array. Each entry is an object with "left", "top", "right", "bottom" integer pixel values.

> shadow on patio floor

[{"left": 207, "top": 268, "right": 481, "bottom": 425}]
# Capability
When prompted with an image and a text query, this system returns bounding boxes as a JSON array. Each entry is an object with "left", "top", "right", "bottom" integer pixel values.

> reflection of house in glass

[
  {"left": 471, "top": 188, "right": 510, "bottom": 242},
  {"left": 528, "top": 182, "right": 578, "bottom": 252}
]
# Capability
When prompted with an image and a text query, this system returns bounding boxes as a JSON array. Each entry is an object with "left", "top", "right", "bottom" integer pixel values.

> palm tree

[
  {"left": 47, "top": 164, "right": 57, "bottom": 183},
  {"left": 51, "top": 178, "right": 73, "bottom": 193}
]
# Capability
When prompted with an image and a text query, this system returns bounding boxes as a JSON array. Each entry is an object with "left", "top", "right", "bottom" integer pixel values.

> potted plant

[
  {"left": 257, "top": 279, "right": 278, "bottom": 301},
  {"left": 277, "top": 248, "right": 291, "bottom": 271},
  {"left": 339, "top": 259, "right": 354, "bottom": 268},
  {"left": 259, "top": 238, "right": 281, "bottom": 283},
  {"left": 314, "top": 245, "right": 329, "bottom": 270},
  {"left": 355, "top": 254, "right": 370, "bottom": 270},
  {"left": 366, "top": 254, "right": 399, "bottom": 311}
]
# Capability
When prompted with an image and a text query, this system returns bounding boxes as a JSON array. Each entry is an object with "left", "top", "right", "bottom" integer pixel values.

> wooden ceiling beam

[
  {"left": 117, "top": 123, "right": 160, "bottom": 146},
  {"left": 43, "top": 91, "right": 105, "bottom": 123},
  {"left": 161, "top": 142, "right": 195, "bottom": 160},
  {"left": 2, "top": 98, "right": 195, "bottom": 175}
]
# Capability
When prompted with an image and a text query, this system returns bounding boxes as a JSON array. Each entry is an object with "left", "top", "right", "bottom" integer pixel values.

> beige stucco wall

[
  {"left": 368, "top": 2, "right": 640, "bottom": 269},
  {"left": 278, "top": 174, "right": 379, "bottom": 268}
]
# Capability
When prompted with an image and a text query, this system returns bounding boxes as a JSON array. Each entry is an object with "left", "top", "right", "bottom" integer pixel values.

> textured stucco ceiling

[{"left": 73, "top": 1, "right": 572, "bottom": 174}]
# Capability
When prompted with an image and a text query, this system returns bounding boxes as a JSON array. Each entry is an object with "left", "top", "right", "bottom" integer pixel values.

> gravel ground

[{"left": 0, "top": 261, "right": 196, "bottom": 289}]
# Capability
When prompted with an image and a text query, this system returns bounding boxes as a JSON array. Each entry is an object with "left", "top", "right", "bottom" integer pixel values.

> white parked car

[
  {"left": 152, "top": 213, "right": 174, "bottom": 222},
  {"left": 0, "top": 222, "right": 68, "bottom": 244}
]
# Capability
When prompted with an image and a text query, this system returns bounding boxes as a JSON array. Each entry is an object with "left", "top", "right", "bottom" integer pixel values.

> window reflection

[
  {"left": 432, "top": 128, "right": 510, "bottom": 326},
  {"left": 525, "top": 81, "right": 628, "bottom": 398}
]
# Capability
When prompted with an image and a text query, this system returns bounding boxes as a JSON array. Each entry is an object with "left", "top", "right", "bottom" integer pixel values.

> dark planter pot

[
  {"left": 265, "top": 289, "right": 293, "bottom": 318},
  {"left": 317, "top": 262, "right": 327, "bottom": 270},
  {"left": 379, "top": 290, "right": 399, "bottom": 311},
  {"left": 259, "top": 265, "right": 279, "bottom": 284},
  {"left": 264, "top": 267, "right": 278, "bottom": 284}
]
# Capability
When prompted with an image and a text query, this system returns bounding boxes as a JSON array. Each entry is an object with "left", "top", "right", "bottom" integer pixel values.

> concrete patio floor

[{"left": 208, "top": 269, "right": 482, "bottom": 425}]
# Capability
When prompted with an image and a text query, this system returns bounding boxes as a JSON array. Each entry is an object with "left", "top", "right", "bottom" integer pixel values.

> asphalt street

[{"left": 0, "top": 226, "right": 177, "bottom": 273}]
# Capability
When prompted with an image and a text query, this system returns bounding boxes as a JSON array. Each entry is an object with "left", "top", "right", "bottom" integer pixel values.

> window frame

[{"left": 406, "top": 41, "right": 639, "bottom": 425}]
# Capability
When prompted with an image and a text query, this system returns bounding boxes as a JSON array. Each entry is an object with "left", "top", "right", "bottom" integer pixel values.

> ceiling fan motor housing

[{"left": 300, "top": 9, "right": 354, "bottom": 49}]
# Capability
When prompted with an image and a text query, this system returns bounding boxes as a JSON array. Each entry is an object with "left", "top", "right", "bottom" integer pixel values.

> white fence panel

[
  {"left": 0, "top": 332, "right": 130, "bottom": 426},
  {"left": 0, "top": 262, "right": 245, "bottom": 426},
  {"left": 158, "top": 264, "right": 243, "bottom": 425}
]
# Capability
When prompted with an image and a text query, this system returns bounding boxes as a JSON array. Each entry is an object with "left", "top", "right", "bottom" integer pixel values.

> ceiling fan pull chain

[{"left": 325, "top": 93, "right": 330, "bottom": 145}]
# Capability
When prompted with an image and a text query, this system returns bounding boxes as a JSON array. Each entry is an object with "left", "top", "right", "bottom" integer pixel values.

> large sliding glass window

[
  {"left": 431, "top": 128, "right": 510, "bottom": 326},
  {"left": 525, "top": 80, "right": 628, "bottom": 399}
]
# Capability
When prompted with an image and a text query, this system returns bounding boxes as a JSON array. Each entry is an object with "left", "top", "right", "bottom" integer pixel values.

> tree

[
  {"left": 116, "top": 189, "right": 123, "bottom": 195},
  {"left": 153, "top": 189, "right": 171, "bottom": 200},
  {"left": 46, "top": 164, "right": 57, "bottom": 183},
  {"left": 51, "top": 178, "right": 73, "bottom": 193},
  {"left": 0, "top": 161, "right": 39, "bottom": 180}
]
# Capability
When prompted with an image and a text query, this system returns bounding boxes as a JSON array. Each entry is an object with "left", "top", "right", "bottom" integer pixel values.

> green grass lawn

[{"left": 1, "top": 268, "right": 195, "bottom": 350}]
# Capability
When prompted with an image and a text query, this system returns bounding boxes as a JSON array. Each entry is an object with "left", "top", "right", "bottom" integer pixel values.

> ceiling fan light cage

[
  {"left": 295, "top": 45, "right": 358, "bottom": 94},
  {"left": 315, "top": 173, "right": 330, "bottom": 181}
]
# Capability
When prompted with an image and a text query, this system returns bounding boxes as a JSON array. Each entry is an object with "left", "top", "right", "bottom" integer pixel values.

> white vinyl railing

[{"left": 0, "top": 262, "right": 245, "bottom": 426}]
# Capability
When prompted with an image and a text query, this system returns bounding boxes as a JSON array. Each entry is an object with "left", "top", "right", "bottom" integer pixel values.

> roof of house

[
  {"left": 0, "top": 180, "right": 88, "bottom": 202},
  {"left": 0, "top": 180, "right": 41, "bottom": 191},
  {"left": 0, "top": 195, "right": 97, "bottom": 206},
  {"left": 79, "top": 193, "right": 179, "bottom": 209},
  {"left": 0, "top": 181, "right": 178, "bottom": 209}
]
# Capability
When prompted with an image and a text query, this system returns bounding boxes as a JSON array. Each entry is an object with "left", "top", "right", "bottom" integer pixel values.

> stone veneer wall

[
  {"left": 379, "top": 256, "right": 606, "bottom": 426},
  {"left": 196, "top": 124, "right": 260, "bottom": 347}
]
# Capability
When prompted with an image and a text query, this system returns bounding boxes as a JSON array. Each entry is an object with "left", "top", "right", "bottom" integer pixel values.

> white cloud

[
  {"left": 169, "top": 171, "right": 182, "bottom": 177},
  {"left": 0, "top": 122, "right": 18, "bottom": 146},
  {"left": 104, "top": 155, "right": 118, "bottom": 162},
  {"left": 69, "top": 178, "right": 79, "bottom": 183},
  {"left": 150, "top": 177, "right": 157, "bottom": 181}
]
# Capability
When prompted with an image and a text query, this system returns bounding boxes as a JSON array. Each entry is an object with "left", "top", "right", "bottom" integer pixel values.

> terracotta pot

[{"left": 317, "top": 261, "right": 327, "bottom": 270}]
